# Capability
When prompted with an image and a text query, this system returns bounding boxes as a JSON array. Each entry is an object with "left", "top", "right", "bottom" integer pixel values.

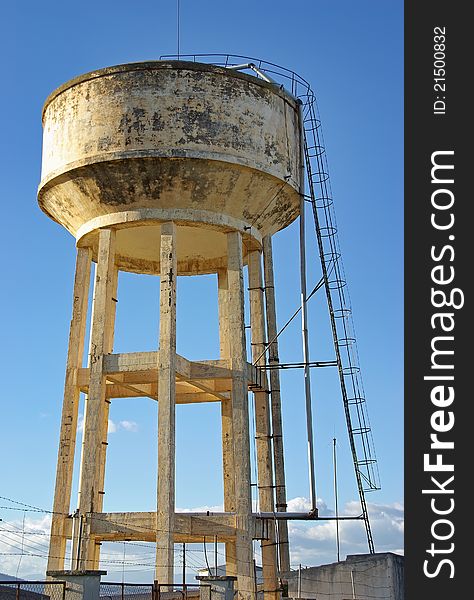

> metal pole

[
  {"left": 253, "top": 558, "right": 258, "bottom": 598},
  {"left": 176, "top": 0, "right": 180, "bottom": 59},
  {"left": 333, "top": 437, "right": 340, "bottom": 562},
  {"left": 122, "top": 541, "right": 126, "bottom": 584},
  {"left": 72, "top": 513, "right": 83, "bottom": 570},
  {"left": 298, "top": 100, "right": 317, "bottom": 513},
  {"left": 214, "top": 535, "right": 218, "bottom": 576},
  {"left": 297, "top": 564, "right": 302, "bottom": 598},
  {"left": 70, "top": 509, "right": 78, "bottom": 569},
  {"left": 182, "top": 543, "right": 186, "bottom": 585}
]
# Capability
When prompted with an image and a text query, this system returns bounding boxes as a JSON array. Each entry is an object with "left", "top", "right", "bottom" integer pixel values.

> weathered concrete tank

[{"left": 38, "top": 61, "right": 302, "bottom": 274}]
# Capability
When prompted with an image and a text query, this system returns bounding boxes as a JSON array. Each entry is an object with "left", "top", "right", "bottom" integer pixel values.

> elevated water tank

[{"left": 38, "top": 61, "right": 302, "bottom": 274}]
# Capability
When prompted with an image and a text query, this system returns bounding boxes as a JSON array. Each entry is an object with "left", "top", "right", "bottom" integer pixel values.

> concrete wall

[{"left": 286, "top": 553, "right": 404, "bottom": 600}]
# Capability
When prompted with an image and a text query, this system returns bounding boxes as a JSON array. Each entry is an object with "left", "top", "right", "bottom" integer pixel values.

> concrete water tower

[{"left": 39, "top": 61, "right": 303, "bottom": 600}]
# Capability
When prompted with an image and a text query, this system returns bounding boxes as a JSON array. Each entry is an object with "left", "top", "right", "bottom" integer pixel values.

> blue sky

[{"left": 0, "top": 0, "right": 403, "bottom": 581}]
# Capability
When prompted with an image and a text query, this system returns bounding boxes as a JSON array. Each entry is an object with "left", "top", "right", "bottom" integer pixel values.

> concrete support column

[
  {"left": 48, "top": 248, "right": 92, "bottom": 573},
  {"left": 92, "top": 263, "right": 119, "bottom": 567},
  {"left": 262, "top": 236, "right": 290, "bottom": 576},
  {"left": 77, "top": 229, "right": 116, "bottom": 569},
  {"left": 217, "top": 268, "right": 237, "bottom": 578},
  {"left": 226, "top": 231, "right": 255, "bottom": 600},
  {"left": 156, "top": 222, "right": 178, "bottom": 585},
  {"left": 248, "top": 250, "right": 279, "bottom": 600}
]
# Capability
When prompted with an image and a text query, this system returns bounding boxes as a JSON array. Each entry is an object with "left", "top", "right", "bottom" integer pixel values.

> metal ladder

[{"left": 301, "top": 92, "right": 380, "bottom": 553}]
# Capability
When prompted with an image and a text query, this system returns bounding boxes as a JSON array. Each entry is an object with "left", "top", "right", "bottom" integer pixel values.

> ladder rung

[{"left": 352, "top": 427, "right": 371, "bottom": 435}]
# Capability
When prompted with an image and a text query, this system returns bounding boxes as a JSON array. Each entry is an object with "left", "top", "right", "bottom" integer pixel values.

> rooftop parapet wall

[{"left": 286, "top": 553, "right": 404, "bottom": 600}]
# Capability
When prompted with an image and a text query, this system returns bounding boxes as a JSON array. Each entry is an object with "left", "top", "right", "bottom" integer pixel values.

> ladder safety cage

[{"left": 160, "top": 53, "right": 381, "bottom": 553}]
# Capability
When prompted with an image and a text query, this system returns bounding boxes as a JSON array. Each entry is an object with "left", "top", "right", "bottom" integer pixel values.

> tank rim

[{"left": 42, "top": 59, "right": 298, "bottom": 123}]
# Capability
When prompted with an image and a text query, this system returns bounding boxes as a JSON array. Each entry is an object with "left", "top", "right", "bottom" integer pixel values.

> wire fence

[
  {"left": 99, "top": 583, "right": 205, "bottom": 600},
  {"left": 154, "top": 584, "right": 204, "bottom": 600},
  {"left": 0, "top": 581, "right": 66, "bottom": 600},
  {"left": 0, "top": 582, "right": 208, "bottom": 600},
  {"left": 99, "top": 582, "right": 154, "bottom": 599}
]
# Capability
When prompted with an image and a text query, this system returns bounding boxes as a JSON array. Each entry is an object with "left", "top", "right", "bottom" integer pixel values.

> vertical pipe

[
  {"left": 297, "top": 101, "right": 317, "bottom": 512},
  {"left": 71, "top": 512, "right": 83, "bottom": 570},
  {"left": 333, "top": 438, "right": 340, "bottom": 562},
  {"left": 297, "top": 565, "right": 302, "bottom": 599}
]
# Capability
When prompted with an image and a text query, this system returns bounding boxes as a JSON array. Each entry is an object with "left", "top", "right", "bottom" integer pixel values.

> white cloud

[
  {"left": 0, "top": 514, "right": 52, "bottom": 579},
  {"left": 287, "top": 497, "right": 331, "bottom": 514},
  {"left": 177, "top": 504, "right": 224, "bottom": 513},
  {"left": 118, "top": 420, "right": 138, "bottom": 432},
  {"left": 287, "top": 498, "right": 404, "bottom": 567},
  {"left": 76, "top": 415, "right": 138, "bottom": 434}
]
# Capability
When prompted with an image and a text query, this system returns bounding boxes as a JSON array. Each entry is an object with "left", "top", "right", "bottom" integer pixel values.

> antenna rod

[
  {"left": 333, "top": 437, "right": 340, "bottom": 562},
  {"left": 182, "top": 542, "right": 186, "bottom": 585},
  {"left": 298, "top": 100, "right": 317, "bottom": 513},
  {"left": 177, "top": 0, "right": 180, "bottom": 59},
  {"left": 214, "top": 535, "right": 218, "bottom": 576}
]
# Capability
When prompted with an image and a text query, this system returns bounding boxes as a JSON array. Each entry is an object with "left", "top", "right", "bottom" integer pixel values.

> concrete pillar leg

[
  {"left": 156, "top": 222, "right": 178, "bottom": 585},
  {"left": 217, "top": 268, "right": 237, "bottom": 577},
  {"left": 248, "top": 250, "right": 279, "bottom": 600},
  {"left": 77, "top": 229, "right": 116, "bottom": 569},
  {"left": 226, "top": 231, "right": 255, "bottom": 600},
  {"left": 263, "top": 236, "right": 290, "bottom": 577},
  {"left": 48, "top": 248, "right": 92, "bottom": 573},
  {"left": 91, "top": 264, "right": 118, "bottom": 568}
]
